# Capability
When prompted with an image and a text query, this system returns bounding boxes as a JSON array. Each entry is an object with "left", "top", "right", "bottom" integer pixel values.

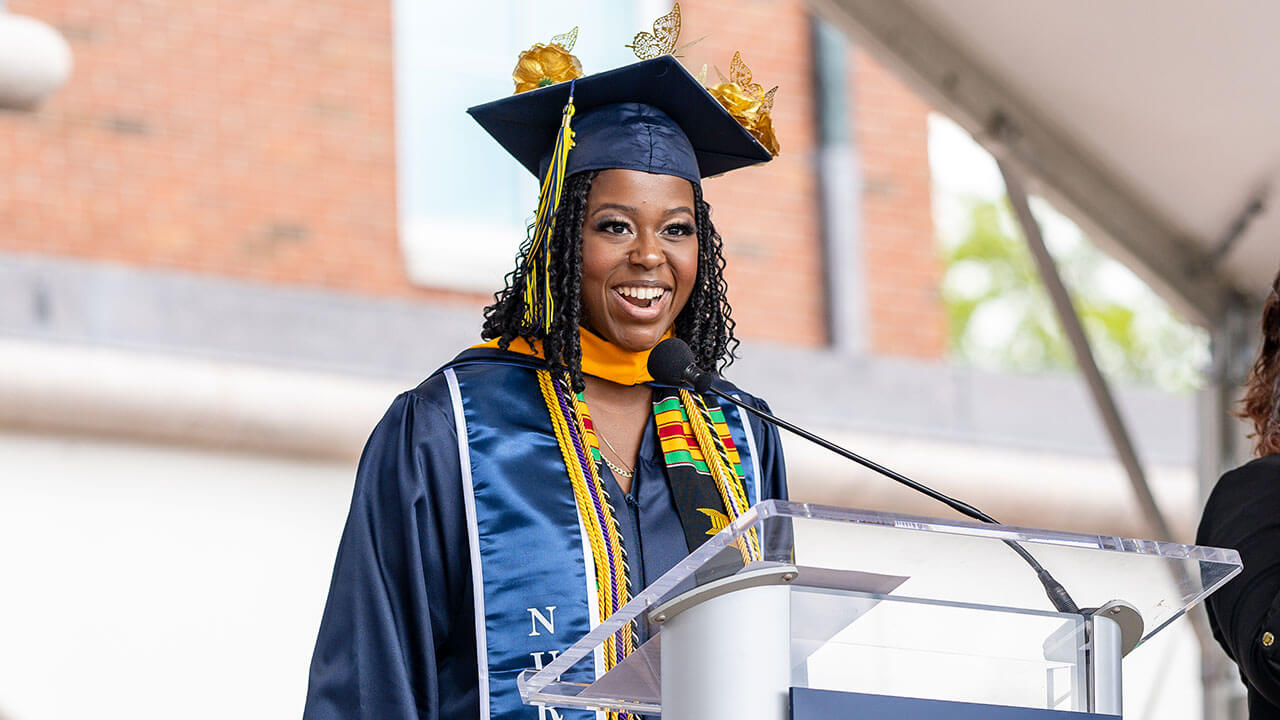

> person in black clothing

[{"left": 1199, "top": 267, "right": 1280, "bottom": 719}]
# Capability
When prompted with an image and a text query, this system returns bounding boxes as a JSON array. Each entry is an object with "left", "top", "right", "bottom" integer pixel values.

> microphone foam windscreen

[{"left": 647, "top": 338, "right": 696, "bottom": 385}]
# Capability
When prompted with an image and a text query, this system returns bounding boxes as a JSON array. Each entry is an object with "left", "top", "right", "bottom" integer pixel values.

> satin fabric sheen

[{"left": 453, "top": 361, "right": 600, "bottom": 719}]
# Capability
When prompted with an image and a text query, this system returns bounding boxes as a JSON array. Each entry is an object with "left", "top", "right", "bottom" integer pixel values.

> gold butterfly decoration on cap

[
  {"left": 706, "top": 51, "right": 780, "bottom": 156},
  {"left": 626, "top": 3, "right": 682, "bottom": 59},
  {"left": 726, "top": 50, "right": 777, "bottom": 117},
  {"left": 550, "top": 26, "right": 578, "bottom": 51}
]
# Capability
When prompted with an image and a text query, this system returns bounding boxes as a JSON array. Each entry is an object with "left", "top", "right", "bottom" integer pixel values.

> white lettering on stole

[
  {"left": 528, "top": 605, "right": 565, "bottom": 720},
  {"left": 527, "top": 606, "right": 557, "bottom": 637},
  {"left": 529, "top": 649, "right": 560, "bottom": 670},
  {"left": 537, "top": 705, "right": 565, "bottom": 720}
]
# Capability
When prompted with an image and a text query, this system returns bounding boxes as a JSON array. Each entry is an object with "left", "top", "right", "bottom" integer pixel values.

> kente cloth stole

[{"left": 650, "top": 388, "right": 759, "bottom": 557}]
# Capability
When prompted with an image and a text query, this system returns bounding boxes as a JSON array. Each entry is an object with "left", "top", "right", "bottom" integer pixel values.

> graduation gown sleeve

[{"left": 303, "top": 380, "right": 479, "bottom": 720}]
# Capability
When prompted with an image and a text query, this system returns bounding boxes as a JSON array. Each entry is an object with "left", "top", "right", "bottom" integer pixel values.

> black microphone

[
  {"left": 648, "top": 337, "right": 1081, "bottom": 615},
  {"left": 648, "top": 336, "right": 717, "bottom": 393}
]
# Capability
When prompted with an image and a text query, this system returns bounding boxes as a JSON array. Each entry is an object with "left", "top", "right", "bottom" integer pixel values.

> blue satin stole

[{"left": 440, "top": 355, "right": 760, "bottom": 720}]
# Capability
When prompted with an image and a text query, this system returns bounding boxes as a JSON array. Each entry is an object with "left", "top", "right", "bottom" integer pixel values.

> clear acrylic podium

[{"left": 518, "top": 500, "right": 1242, "bottom": 719}]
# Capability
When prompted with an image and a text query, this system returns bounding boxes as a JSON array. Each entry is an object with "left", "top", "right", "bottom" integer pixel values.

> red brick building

[{"left": 1, "top": 0, "right": 943, "bottom": 358}]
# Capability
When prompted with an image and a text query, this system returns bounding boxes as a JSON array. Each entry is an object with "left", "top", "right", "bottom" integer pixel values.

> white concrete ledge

[
  {"left": 0, "top": 338, "right": 402, "bottom": 461},
  {"left": 0, "top": 337, "right": 1197, "bottom": 540},
  {"left": 0, "top": 252, "right": 1203, "bottom": 466}
]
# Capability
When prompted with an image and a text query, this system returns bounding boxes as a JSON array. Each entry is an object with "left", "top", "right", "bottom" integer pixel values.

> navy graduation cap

[
  {"left": 467, "top": 55, "right": 773, "bottom": 184},
  {"left": 464, "top": 17, "right": 779, "bottom": 334}
]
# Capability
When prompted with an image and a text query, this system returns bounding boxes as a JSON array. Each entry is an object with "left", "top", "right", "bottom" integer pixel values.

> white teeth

[{"left": 617, "top": 286, "right": 665, "bottom": 300}]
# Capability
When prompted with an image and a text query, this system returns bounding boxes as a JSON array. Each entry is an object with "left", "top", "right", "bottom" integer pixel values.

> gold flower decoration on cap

[
  {"left": 707, "top": 51, "right": 779, "bottom": 156},
  {"left": 513, "top": 27, "right": 583, "bottom": 93}
]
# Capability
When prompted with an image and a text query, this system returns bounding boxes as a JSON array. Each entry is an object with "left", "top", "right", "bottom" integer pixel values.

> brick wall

[
  {"left": 681, "top": 3, "right": 945, "bottom": 356},
  {"left": 1, "top": 0, "right": 943, "bottom": 355},
  {"left": 852, "top": 49, "right": 946, "bottom": 359},
  {"left": 0, "top": 0, "right": 438, "bottom": 299},
  {"left": 681, "top": 0, "right": 828, "bottom": 348}
]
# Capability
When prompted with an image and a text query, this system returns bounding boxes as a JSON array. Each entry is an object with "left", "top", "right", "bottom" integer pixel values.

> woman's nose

[{"left": 629, "top": 230, "right": 664, "bottom": 269}]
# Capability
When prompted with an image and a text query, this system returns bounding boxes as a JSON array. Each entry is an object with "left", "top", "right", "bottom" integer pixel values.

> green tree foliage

[{"left": 941, "top": 198, "right": 1208, "bottom": 391}]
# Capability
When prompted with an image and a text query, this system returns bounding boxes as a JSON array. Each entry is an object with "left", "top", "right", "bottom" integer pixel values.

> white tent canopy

[
  {"left": 811, "top": 5, "right": 1273, "bottom": 715},
  {"left": 816, "top": 0, "right": 1278, "bottom": 325}
]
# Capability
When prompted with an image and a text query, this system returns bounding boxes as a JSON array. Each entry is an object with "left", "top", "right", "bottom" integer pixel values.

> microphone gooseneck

[{"left": 648, "top": 337, "right": 1081, "bottom": 615}]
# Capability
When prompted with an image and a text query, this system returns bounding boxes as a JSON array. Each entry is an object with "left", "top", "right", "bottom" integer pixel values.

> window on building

[{"left": 393, "top": 1, "right": 659, "bottom": 293}]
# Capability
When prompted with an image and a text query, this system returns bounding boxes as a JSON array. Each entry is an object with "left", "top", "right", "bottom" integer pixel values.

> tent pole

[
  {"left": 1196, "top": 304, "right": 1257, "bottom": 720},
  {"left": 996, "top": 160, "right": 1215, "bottom": 656}
]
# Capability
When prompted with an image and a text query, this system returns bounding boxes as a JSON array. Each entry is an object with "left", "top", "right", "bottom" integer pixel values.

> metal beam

[
  {"left": 1197, "top": 302, "right": 1258, "bottom": 720},
  {"left": 809, "top": 0, "right": 1242, "bottom": 327},
  {"left": 812, "top": 16, "right": 869, "bottom": 354}
]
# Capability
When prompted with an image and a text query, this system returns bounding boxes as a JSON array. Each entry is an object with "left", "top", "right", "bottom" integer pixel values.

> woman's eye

[
  {"left": 664, "top": 223, "right": 695, "bottom": 237},
  {"left": 596, "top": 220, "right": 631, "bottom": 234}
]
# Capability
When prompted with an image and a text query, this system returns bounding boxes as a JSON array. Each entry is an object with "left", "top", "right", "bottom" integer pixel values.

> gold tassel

[{"left": 523, "top": 82, "right": 577, "bottom": 333}]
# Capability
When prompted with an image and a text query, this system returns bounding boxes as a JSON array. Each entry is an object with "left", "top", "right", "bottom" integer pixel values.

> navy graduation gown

[{"left": 302, "top": 348, "right": 787, "bottom": 720}]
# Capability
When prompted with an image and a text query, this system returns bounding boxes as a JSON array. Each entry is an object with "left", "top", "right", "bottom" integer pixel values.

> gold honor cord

[
  {"left": 523, "top": 86, "right": 577, "bottom": 332},
  {"left": 536, "top": 370, "right": 635, "bottom": 675},
  {"left": 681, "top": 389, "right": 761, "bottom": 563}
]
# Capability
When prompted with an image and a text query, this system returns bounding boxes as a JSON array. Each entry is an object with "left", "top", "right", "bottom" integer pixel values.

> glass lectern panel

[{"left": 517, "top": 500, "right": 1242, "bottom": 716}]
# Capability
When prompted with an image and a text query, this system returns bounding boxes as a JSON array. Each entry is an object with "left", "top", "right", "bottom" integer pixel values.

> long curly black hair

[{"left": 481, "top": 170, "right": 738, "bottom": 392}]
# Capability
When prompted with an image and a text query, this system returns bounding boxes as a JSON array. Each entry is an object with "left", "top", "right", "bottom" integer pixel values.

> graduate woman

[{"left": 302, "top": 20, "right": 787, "bottom": 720}]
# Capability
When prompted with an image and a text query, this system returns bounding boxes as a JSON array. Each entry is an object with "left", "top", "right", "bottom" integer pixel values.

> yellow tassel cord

[
  {"left": 523, "top": 86, "right": 577, "bottom": 333},
  {"left": 681, "top": 389, "right": 762, "bottom": 563},
  {"left": 537, "top": 370, "right": 634, "bottom": 671}
]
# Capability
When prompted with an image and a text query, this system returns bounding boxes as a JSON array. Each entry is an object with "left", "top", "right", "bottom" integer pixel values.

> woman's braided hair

[
  {"left": 481, "top": 170, "right": 738, "bottom": 393},
  {"left": 1237, "top": 267, "right": 1280, "bottom": 456}
]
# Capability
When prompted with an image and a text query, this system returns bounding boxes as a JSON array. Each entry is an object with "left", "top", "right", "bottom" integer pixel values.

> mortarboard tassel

[{"left": 523, "top": 81, "right": 577, "bottom": 333}]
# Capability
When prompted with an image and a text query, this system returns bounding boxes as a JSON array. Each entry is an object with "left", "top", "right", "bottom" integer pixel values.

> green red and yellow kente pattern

[
  {"left": 653, "top": 395, "right": 744, "bottom": 477},
  {"left": 573, "top": 393, "right": 604, "bottom": 466}
]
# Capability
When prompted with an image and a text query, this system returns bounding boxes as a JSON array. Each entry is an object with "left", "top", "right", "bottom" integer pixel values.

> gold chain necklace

[{"left": 596, "top": 430, "right": 635, "bottom": 479}]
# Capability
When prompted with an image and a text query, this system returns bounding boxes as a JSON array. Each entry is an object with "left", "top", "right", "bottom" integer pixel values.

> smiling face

[{"left": 578, "top": 169, "right": 699, "bottom": 353}]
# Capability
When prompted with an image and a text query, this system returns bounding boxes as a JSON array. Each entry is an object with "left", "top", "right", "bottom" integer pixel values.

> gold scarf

[{"left": 473, "top": 327, "right": 673, "bottom": 385}]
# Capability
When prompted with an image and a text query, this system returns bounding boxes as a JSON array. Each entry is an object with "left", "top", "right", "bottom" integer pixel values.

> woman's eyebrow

[
  {"left": 593, "top": 202, "right": 637, "bottom": 215},
  {"left": 591, "top": 203, "right": 694, "bottom": 216}
]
